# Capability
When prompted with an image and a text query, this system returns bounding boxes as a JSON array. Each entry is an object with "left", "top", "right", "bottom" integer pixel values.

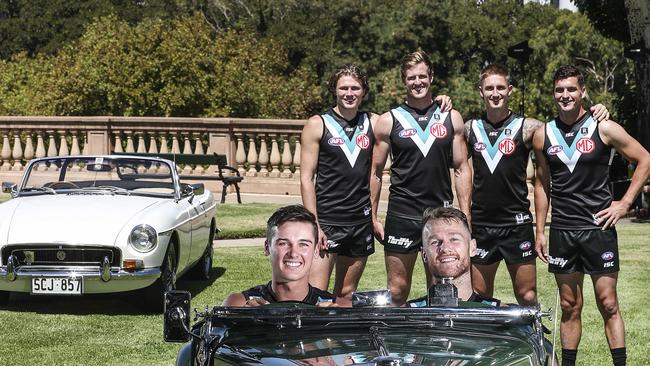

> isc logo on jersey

[
  {"left": 498, "top": 138, "right": 515, "bottom": 155},
  {"left": 430, "top": 123, "right": 447, "bottom": 138},
  {"left": 399, "top": 128, "right": 417, "bottom": 138},
  {"left": 356, "top": 133, "right": 370, "bottom": 149},
  {"left": 474, "top": 142, "right": 486, "bottom": 152},
  {"left": 328, "top": 137, "right": 345, "bottom": 146},
  {"left": 547, "top": 145, "right": 563, "bottom": 155},
  {"left": 576, "top": 137, "right": 595, "bottom": 154}
]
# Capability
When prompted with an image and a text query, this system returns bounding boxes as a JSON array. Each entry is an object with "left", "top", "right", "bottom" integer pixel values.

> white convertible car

[{"left": 0, "top": 155, "right": 217, "bottom": 311}]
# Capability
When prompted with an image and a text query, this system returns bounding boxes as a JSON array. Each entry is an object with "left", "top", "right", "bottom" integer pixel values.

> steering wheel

[{"left": 43, "top": 181, "right": 80, "bottom": 189}]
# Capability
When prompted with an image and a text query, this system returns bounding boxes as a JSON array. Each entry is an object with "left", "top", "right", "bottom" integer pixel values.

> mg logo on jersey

[
  {"left": 356, "top": 133, "right": 370, "bottom": 149},
  {"left": 328, "top": 137, "right": 344, "bottom": 146},
  {"left": 576, "top": 137, "right": 594, "bottom": 154},
  {"left": 399, "top": 128, "right": 417, "bottom": 138},
  {"left": 473, "top": 142, "right": 486, "bottom": 151},
  {"left": 430, "top": 123, "right": 448, "bottom": 138},
  {"left": 547, "top": 145, "right": 563, "bottom": 155},
  {"left": 601, "top": 251, "right": 615, "bottom": 261},
  {"left": 498, "top": 138, "right": 515, "bottom": 155}
]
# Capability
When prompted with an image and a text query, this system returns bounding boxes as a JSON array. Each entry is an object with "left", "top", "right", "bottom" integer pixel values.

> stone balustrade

[{"left": 0, "top": 116, "right": 310, "bottom": 195}]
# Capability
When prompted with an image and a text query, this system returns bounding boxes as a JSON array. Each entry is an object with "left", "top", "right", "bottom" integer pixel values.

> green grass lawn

[{"left": 0, "top": 202, "right": 648, "bottom": 365}]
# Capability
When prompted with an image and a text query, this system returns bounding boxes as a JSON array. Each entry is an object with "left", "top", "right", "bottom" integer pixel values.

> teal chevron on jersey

[
  {"left": 546, "top": 116, "right": 596, "bottom": 173},
  {"left": 393, "top": 105, "right": 449, "bottom": 157},
  {"left": 472, "top": 117, "right": 523, "bottom": 173},
  {"left": 322, "top": 113, "right": 370, "bottom": 167}
]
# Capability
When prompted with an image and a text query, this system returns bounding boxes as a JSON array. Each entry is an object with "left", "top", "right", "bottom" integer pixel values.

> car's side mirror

[
  {"left": 164, "top": 290, "right": 192, "bottom": 342},
  {"left": 2, "top": 182, "right": 16, "bottom": 195},
  {"left": 352, "top": 290, "right": 391, "bottom": 307}
]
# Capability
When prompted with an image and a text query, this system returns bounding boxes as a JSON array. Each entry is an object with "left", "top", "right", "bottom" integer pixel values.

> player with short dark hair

[
  {"left": 223, "top": 205, "right": 336, "bottom": 306},
  {"left": 533, "top": 65, "right": 650, "bottom": 366}
]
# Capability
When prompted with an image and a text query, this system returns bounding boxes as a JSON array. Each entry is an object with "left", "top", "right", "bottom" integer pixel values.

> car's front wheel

[
  {"left": 140, "top": 242, "right": 177, "bottom": 312},
  {"left": 189, "top": 223, "right": 215, "bottom": 281}
]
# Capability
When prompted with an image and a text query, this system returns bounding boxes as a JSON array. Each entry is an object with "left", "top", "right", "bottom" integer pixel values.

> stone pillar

[
  {"left": 246, "top": 134, "right": 258, "bottom": 177},
  {"left": 113, "top": 132, "right": 124, "bottom": 153},
  {"left": 125, "top": 132, "right": 135, "bottom": 153},
  {"left": 269, "top": 134, "right": 281, "bottom": 178},
  {"left": 193, "top": 133, "right": 205, "bottom": 174},
  {"left": 235, "top": 134, "right": 246, "bottom": 176},
  {"left": 258, "top": 134, "right": 269, "bottom": 176},
  {"left": 292, "top": 135, "right": 301, "bottom": 178},
  {"left": 11, "top": 132, "right": 23, "bottom": 171},
  {"left": 0, "top": 132, "right": 10, "bottom": 171},
  {"left": 24, "top": 131, "right": 35, "bottom": 161},
  {"left": 280, "top": 135, "right": 292, "bottom": 178},
  {"left": 57, "top": 131, "right": 69, "bottom": 156}
]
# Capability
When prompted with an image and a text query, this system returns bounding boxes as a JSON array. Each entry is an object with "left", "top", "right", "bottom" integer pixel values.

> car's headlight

[{"left": 129, "top": 224, "right": 158, "bottom": 252}]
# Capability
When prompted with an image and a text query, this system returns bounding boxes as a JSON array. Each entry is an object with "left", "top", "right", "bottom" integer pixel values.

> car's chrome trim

[
  {"left": 0, "top": 266, "right": 161, "bottom": 280},
  {"left": 6, "top": 255, "right": 18, "bottom": 281},
  {"left": 100, "top": 256, "right": 111, "bottom": 282}
]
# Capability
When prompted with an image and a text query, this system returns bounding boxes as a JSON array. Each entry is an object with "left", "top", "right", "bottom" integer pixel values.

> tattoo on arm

[{"left": 523, "top": 118, "right": 543, "bottom": 146}]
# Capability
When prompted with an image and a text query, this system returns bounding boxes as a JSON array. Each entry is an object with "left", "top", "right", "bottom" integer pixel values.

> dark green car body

[{"left": 168, "top": 303, "right": 554, "bottom": 366}]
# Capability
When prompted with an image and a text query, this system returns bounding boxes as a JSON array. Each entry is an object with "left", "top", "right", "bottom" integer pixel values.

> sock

[
  {"left": 561, "top": 348, "right": 577, "bottom": 366},
  {"left": 610, "top": 347, "right": 626, "bottom": 366}
]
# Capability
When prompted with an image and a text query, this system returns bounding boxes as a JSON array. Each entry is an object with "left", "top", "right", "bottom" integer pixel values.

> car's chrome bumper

[{"left": 0, "top": 264, "right": 161, "bottom": 294}]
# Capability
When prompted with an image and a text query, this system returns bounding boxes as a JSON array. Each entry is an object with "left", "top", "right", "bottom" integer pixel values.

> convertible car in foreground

[
  {"left": 0, "top": 155, "right": 217, "bottom": 311},
  {"left": 164, "top": 289, "right": 557, "bottom": 365}
]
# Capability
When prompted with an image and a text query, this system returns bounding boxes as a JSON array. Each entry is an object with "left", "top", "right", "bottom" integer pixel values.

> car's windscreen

[{"left": 20, "top": 157, "right": 175, "bottom": 197}]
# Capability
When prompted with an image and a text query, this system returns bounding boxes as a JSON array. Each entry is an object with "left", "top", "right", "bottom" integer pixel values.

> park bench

[{"left": 112, "top": 152, "right": 243, "bottom": 204}]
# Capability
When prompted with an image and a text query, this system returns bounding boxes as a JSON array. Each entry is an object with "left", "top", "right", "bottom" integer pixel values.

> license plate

[{"left": 31, "top": 277, "right": 83, "bottom": 295}]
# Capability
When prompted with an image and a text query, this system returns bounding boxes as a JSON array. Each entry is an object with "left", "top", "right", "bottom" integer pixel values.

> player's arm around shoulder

[
  {"left": 595, "top": 119, "right": 650, "bottom": 228},
  {"left": 369, "top": 111, "right": 393, "bottom": 240},
  {"left": 451, "top": 110, "right": 471, "bottom": 219},
  {"left": 532, "top": 123, "right": 550, "bottom": 262}
]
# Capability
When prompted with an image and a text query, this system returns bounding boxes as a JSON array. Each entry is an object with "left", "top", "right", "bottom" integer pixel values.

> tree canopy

[{"left": 0, "top": 0, "right": 637, "bottom": 127}]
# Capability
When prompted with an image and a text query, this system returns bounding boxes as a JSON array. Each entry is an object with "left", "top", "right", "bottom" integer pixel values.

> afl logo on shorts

[
  {"left": 498, "top": 138, "right": 515, "bottom": 155},
  {"left": 356, "top": 133, "right": 370, "bottom": 149},
  {"left": 576, "top": 137, "right": 595, "bottom": 154},
  {"left": 399, "top": 128, "right": 417, "bottom": 138},
  {"left": 473, "top": 142, "right": 486, "bottom": 152},
  {"left": 601, "top": 251, "right": 615, "bottom": 261},
  {"left": 328, "top": 137, "right": 345, "bottom": 146},
  {"left": 519, "top": 241, "right": 532, "bottom": 251},
  {"left": 430, "top": 123, "right": 448, "bottom": 138},
  {"left": 547, "top": 145, "right": 563, "bottom": 155}
]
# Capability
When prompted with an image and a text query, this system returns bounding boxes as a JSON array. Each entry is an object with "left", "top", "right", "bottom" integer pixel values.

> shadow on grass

[{"left": 0, "top": 266, "right": 226, "bottom": 315}]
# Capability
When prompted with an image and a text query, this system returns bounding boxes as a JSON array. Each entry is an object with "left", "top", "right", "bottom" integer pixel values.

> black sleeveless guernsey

[
  {"left": 468, "top": 113, "right": 532, "bottom": 226},
  {"left": 543, "top": 112, "right": 612, "bottom": 229},
  {"left": 387, "top": 102, "right": 454, "bottom": 220}
]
